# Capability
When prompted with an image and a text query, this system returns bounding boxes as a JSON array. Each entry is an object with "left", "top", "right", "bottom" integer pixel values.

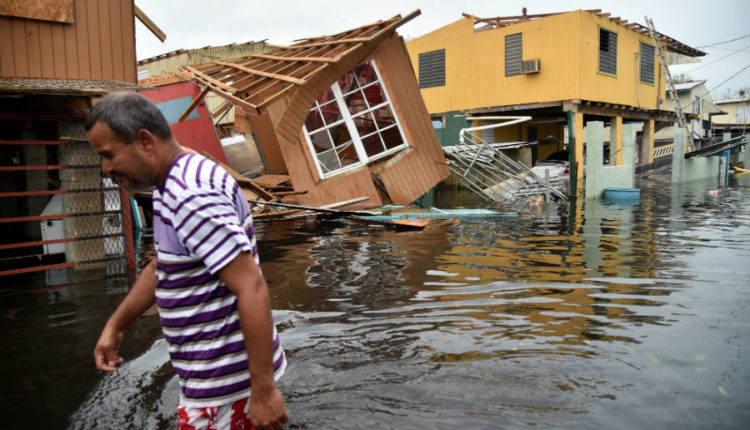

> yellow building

[
  {"left": 712, "top": 97, "right": 750, "bottom": 138},
  {"left": 406, "top": 9, "right": 704, "bottom": 188}
]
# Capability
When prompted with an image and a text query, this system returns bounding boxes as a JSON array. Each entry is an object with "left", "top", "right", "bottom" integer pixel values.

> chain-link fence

[{"left": 58, "top": 120, "right": 131, "bottom": 274}]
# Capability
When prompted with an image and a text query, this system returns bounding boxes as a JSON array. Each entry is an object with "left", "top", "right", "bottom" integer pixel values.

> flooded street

[{"left": 3, "top": 176, "right": 750, "bottom": 429}]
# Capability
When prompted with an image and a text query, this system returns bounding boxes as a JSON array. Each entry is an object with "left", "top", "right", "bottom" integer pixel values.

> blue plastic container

[{"left": 604, "top": 187, "right": 640, "bottom": 204}]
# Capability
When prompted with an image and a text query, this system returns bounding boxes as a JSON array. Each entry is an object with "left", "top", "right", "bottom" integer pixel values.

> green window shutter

[
  {"left": 599, "top": 28, "right": 617, "bottom": 75},
  {"left": 640, "top": 42, "right": 655, "bottom": 84},
  {"left": 419, "top": 49, "right": 445, "bottom": 88},
  {"left": 505, "top": 33, "right": 523, "bottom": 77}
]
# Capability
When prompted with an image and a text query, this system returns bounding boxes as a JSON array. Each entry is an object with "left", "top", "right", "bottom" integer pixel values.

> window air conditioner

[{"left": 521, "top": 59, "right": 541, "bottom": 74}]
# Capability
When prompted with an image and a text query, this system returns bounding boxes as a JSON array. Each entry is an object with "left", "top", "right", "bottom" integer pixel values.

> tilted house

[
  {"left": 406, "top": 9, "right": 705, "bottom": 187},
  {"left": 186, "top": 10, "right": 450, "bottom": 209}
]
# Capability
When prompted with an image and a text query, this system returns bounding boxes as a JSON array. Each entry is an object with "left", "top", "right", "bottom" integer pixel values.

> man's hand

[
  {"left": 249, "top": 384, "right": 288, "bottom": 430},
  {"left": 94, "top": 325, "right": 124, "bottom": 371}
]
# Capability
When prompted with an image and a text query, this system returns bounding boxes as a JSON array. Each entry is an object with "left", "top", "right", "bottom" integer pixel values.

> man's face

[{"left": 87, "top": 121, "right": 155, "bottom": 191}]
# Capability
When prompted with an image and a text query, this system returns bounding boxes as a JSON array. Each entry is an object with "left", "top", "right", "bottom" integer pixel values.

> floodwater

[{"left": 2, "top": 175, "right": 750, "bottom": 429}]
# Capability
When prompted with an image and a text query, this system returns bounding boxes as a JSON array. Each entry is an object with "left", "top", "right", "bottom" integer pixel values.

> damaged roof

[
  {"left": 184, "top": 10, "right": 420, "bottom": 111},
  {"left": 463, "top": 9, "right": 705, "bottom": 58}
]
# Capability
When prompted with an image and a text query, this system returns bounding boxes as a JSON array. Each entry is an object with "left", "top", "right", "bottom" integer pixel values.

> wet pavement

[{"left": 2, "top": 175, "right": 750, "bottom": 429}]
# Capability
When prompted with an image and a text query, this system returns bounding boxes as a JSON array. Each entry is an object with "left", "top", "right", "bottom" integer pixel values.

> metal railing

[{"left": 443, "top": 116, "right": 568, "bottom": 203}]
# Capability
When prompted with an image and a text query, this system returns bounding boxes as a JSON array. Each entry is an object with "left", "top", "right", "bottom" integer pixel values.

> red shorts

[{"left": 177, "top": 397, "right": 254, "bottom": 430}]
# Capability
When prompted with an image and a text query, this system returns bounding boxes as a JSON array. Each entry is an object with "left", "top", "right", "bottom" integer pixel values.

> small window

[
  {"left": 736, "top": 105, "right": 748, "bottom": 122},
  {"left": 431, "top": 116, "right": 445, "bottom": 129},
  {"left": 693, "top": 96, "right": 701, "bottom": 115},
  {"left": 640, "top": 42, "right": 655, "bottom": 84},
  {"left": 599, "top": 28, "right": 617, "bottom": 75},
  {"left": 505, "top": 33, "right": 523, "bottom": 77},
  {"left": 419, "top": 49, "right": 445, "bottom": 88}
]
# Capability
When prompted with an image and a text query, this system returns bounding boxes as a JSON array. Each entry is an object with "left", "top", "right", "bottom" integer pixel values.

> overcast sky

[{"left": 134, "top": 0, "right": 750, "bottom": 100}]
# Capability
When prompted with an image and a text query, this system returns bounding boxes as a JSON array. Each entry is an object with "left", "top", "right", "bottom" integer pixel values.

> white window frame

[{"left": 302, "top": 60, "right": 409, "bottom": 180}]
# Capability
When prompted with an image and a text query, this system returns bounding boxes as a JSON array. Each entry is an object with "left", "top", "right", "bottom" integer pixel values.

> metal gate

[{"left": 0, "top": 116, "right": 135, "bottom": 278}]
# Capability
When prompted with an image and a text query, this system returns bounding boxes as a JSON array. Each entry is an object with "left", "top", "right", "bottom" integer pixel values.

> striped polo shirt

[{"left": 152, "top": 152, "right": 286, "bottom": 408}]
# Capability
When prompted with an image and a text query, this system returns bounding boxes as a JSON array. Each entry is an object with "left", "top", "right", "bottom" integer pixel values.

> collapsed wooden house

[{"left": 185, "top": 10, "right": 450, "bottom": 210}]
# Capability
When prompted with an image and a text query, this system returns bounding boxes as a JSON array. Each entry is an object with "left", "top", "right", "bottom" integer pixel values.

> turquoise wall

[{"left": 585, "top": 122, "right": 636, "bottom": 199}]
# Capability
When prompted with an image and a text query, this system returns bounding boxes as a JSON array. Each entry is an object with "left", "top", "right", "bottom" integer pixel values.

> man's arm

[
  {"left": 218, "top": 251, "right": 288, "bottom": 430},
  {"left": 94, "top": 258, "right": 158, "bottom": 371}
]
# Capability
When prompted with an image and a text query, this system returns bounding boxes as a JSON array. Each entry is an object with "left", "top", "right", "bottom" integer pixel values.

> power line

[
  {"left": 696, "top": 33, "right": 750, "bottom": 49},
  {"left": 686, "top": 44, "right": 750, "bottom": 73},
  {"left": 707, "top": 63, "right": 750, "bottom": 95}
]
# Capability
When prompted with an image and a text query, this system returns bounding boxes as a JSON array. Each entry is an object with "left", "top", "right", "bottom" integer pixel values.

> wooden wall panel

[
  {"left": 0, "top": 0, "right": 74, "bottom": 23},
  {"left": 0, "top": 0, "right": 135, "bottom": 82},
  {"left": 375, "top": 34, "right": 450, "bottom": 203}
]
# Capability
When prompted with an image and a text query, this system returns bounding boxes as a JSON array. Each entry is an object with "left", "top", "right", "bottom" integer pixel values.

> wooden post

[
  {"left": 574, "top": 112, "right": 585, "bottom": 196},
  {"left": 610, "top": 115, "right": 623, "bottom": 165},
  {"left": 641, "top": 119, "right": 655, "bottom": 165}
]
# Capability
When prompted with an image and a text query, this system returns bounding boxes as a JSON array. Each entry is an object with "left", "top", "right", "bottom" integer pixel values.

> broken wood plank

[
  {"left": 253, "top": 208, "right": 302, "bottom": 219},
  {"left": 134, "top": 5, "right": 166, "bottom": 42},
  {"left": 247, "top": 197, "right": 373, "bottom": 216},
  {"left": 250, "top": 53, "right": 336, "bottom": 63},
  {"left": 179, "top": 85, "right": 210, "bottom": 122},
  {"left": 252, "top": 174, "right": 291, "bottom": 187},
  {"left": 216, "top": 61, "right": 306, "bottom": 85},
  {"left": 272, "top": 190, "right": 308, "bottom": 197},
  {"left": 182, "top": 65, "right": 238, "bottom": 93},
  {"left": 200, "top": 151, "right": 275, "bottom": 200}
]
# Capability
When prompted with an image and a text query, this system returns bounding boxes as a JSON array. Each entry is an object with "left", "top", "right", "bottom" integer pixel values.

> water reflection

[{"left": 1, "top": 177, "right": 749, "bottom": 429}]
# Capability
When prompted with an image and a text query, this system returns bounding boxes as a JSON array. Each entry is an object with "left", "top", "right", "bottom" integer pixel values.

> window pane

[
  {"left": 362, "top": 82, "right": 386, "bottom": 109},
  {"left": 319, "top": 99, "right": 342, "bottom": 125},
  {"left": 317, "top": 147, "right": 341, "bottom": 173},
  {"left": 327, "top": 122, "right": 351, "bottom": 148},
  {"left": 373, "top": 105, "right": 396, "bottom": 131},
  {"left": 381, "top": 125, "right": 404, "bottom": 150},
  {"left": 338, "top": 70, "right": 359, "bottom": 95},
  {"left": 305, "top": 109, "right": 324, "bottom": 132},
  {"left": 355, "top": 63, "right": 378, "bottom": 87},
  {"left": 354, "top": 112, "right": 377, "bottom": 137},
  {"left": 309, "top": 129, "right": 334, "bottom": 153},
  {"left": 362, "top": 133, "right": 385, "bottom": 157}
]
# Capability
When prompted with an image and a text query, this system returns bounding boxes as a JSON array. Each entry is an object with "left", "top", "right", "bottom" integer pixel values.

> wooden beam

[
  {"left": 182, "top": 65, "right": 238, "bottom": 93},
  {"left": 216, "top": 61, "right": 306, "bottom": 85},
  {"left": 289, "top": 37, "right": 371, "bottom": 49},
  {"left": 134, "top": 5, "right": 166, "bottom": 42},
  {"left": 212, "top": 101, "right": 233, "bottom": 119},
  {"left": 179, "top": 85, "right": 210, "bottom": 122},
  {"left": 250, "top": 53, "right": 336, "bottom": 63}
]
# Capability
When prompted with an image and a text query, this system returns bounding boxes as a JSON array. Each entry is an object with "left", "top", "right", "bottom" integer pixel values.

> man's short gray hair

[{"left": 85, "top": 92, "right": 172, "bottom": 143}]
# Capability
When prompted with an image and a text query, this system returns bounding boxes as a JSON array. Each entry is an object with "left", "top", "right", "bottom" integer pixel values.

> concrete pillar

[
  {"left": 622, "top": 123, "right": 637, "bottom": 172},
  {"left": 640, "top": 119, "right": 655, "bottom": 165},
  {"left": 672, "top": 127, "right": 686, "bottom": 184},
  {"left": 585, "top": 121, "right": 604, "bottom": 199},
  {"left": 610, "top": 116, "right": 623, "bottom": 165},
  {"left": 574, "top": 112, "right": 585, "bottom": 195}
]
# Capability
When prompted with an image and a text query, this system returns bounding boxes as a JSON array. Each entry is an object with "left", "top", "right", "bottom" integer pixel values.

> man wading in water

[{"left": 87, "top": 92, "right": 288, "bottom": 430}]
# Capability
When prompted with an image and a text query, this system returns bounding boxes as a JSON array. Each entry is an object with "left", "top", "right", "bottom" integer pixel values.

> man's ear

[{"left": 135, "top": 129, "right": 156, "bottom": 154}]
